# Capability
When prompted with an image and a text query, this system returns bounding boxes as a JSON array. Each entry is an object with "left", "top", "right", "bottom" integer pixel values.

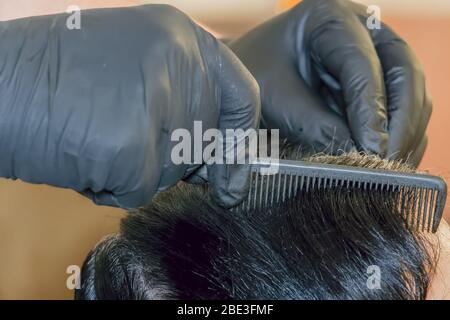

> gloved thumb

[{"left": 208, "top": 43, "right": 261, "bottom": 208}]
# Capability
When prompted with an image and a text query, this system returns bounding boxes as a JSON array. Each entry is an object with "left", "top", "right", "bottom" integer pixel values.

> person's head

[{"left": 76, "top": 150, "right": 446, "bottom": 300}]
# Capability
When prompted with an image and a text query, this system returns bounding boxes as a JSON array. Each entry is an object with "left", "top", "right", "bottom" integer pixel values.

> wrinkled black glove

[
  {"left": 231, "top": 0, "right": 431, "bottom": 166},
  {"left": 0, "top": 5, "right": 260, "bottom": 208}
]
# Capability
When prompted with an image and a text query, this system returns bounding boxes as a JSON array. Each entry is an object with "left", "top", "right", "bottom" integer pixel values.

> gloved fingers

[
  {"left": 208, "top": 43, "right": 261, "bottom": 208},
  {"left": 382, "top": 60, "right": 426, "bottom": 160},
  {"left": 408, "top": 93, "right": 432, "bottom": 157},
  {"left": 80, "top": 183, "right": 157, "bottom": 209},
  {"left": 369, "top": 26, "right": 431, "bottom": 164},
  {"left": 304, "top": 0, "right": 388, "bottom": 156},
  {"left": 184, "top": 164, "right": 208, "bottom": 184},
  {"left": 399, "top": 94, "right": 432, "bottom": 167},
  {"left": 262, "top": 65, "right": 356, "bottom": 154},
  {"left": 406, "top": 135, "right": 428, "bottom": 168},
  {"left": 79, "top": 189, "right": 121, "bottom": 208},
  {"left": 350, "top": 2, "right": 432, "bottom": 165},
  {"left": 386, "top": 78, "right": 432, "bottom": 163}
]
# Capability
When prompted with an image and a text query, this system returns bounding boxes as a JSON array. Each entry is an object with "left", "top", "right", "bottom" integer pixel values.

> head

[{"left": 76, "top": 151, "right": 442, "bottom": 300}]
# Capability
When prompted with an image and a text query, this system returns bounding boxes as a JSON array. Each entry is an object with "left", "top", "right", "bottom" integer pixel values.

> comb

[{"left": 237, "top": 158, "right": 447, "bottom": 233}]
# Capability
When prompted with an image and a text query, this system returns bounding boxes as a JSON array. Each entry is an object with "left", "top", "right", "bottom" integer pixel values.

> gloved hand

[
  {"left": 0, "top": 5, "right": 260, "bottom": 208},
  {"left": 230, "top": 0, "right": 431, "bottom": 166}
]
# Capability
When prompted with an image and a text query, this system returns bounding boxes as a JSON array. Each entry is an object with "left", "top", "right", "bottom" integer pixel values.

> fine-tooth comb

[{"left": 237, "top": 158, "right": 447, "bottom": 233}]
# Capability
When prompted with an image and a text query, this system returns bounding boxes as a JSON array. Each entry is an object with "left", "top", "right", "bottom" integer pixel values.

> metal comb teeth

[{"left": 237, "top": 158, "right": 447, "bottom": 233}]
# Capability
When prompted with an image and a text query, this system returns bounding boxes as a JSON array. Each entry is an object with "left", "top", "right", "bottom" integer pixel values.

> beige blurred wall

[
  {"left": 0, "top": 182, "right": 124, "bottom": 299},
  {"left": 0, "top": 0, "right": 279, "bottom": 37},
  {"left": 356, "top": 0, "right": 450, "bottom": 15},
  {"left": 0, "top": 0, "right": 449, "bottom": 299}
]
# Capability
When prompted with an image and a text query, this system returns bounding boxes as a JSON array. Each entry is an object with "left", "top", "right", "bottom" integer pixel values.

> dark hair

[{"left": 76, "top": 153, "right": 438, "bottom": 300}]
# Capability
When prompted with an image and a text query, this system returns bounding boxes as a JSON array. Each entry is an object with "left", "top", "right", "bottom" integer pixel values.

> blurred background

[{"left": 0, "top": 0, "right": 449, "bottom": 299}]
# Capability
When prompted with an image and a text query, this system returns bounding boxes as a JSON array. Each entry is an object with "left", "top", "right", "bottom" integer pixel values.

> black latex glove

[
  {"left": 0, "top": 5, "right": 260, "bottom": 208},
  {"left": 231, "top": 0, "right": 431, "bottom": 166}
]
